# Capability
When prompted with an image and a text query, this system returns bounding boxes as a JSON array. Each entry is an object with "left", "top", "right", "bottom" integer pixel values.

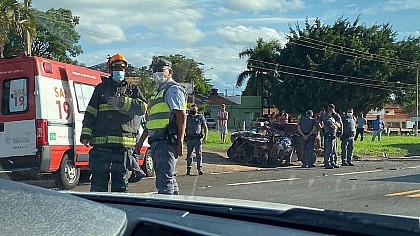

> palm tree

[
  {"left": 237, "top": 38, "right": 282, "bottom": 107},
  {"left": 0, "top": 0, "right": 35, "bottom": 58}
]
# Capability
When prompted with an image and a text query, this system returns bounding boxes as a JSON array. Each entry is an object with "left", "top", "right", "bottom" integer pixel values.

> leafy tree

[
  {"left": 0, "top": 0, "right": 35, "bottom": 58},
  {"left": 238, "top": 17, "right": 419, "bottom": 115},
  {"left": 392, "top": 37, "right": 420, "bottom": 114},
  {"left": 164, "top": 54, "right": 212, "bottom": 95},
  {"left": 237, "top": 38, "right": 282, "bottom": 108},
  {"left": 4, "top": 8, "right": 82, "bottom": 63},
  {"left": 127, "top": 65, "right": 158, "bottom": 100}
]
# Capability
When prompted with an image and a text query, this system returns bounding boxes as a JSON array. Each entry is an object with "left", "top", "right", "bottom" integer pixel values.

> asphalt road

[{"left": 14, "top": 156, "right": 420, "bottom": 218}]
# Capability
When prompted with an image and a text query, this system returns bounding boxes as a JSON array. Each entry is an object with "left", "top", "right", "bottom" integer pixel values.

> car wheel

[
  {"left": 141, "top": 149, "right": 154, "bottom": 177},
  {"left": 55, "top": 152, "right": 80, "bottom": 190}
]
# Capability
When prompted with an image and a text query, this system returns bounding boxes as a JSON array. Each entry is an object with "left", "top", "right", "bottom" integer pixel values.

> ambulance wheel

[
  {"left": 141, "top": 149, "right": 154, "bottom": 177},
  {"left": 55, "top": 153, "right": 80, "bottom": 190}
]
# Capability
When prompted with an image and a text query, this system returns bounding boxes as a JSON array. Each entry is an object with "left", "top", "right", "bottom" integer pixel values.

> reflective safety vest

[{"left": 146, "top": 81, "right": 178, "bottom": 137}]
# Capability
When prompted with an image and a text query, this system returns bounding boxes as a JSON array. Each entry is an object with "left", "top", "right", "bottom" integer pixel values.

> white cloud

[
  {"left": 32, "top": 0, "right": 205, "bottom": 44},
  {"left": 384, "top": 0, "right": 420, "bottom": 11},
  {"left": 399, "top": 30, "right": 420, "bottom": 37},
  {"left": 226, "top": 0, "right": 305, "bottom": 12},
  {"left": 78, "top": 23, "right": 125, "bottom": 44},
  {"left": 216, "top": 25, "right": 287, "bottom": 45},
  {"left": 233, "top": 17, "right": 313, "bottom": 24}
]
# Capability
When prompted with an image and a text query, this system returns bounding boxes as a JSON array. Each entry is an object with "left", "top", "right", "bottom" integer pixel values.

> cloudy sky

[{"left": 31, "top": 0, "right": 419, "bottom": 95}]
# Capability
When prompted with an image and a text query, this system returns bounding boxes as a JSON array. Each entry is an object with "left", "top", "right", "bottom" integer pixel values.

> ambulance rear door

[
  {"left": 0, "top": 59, "right": 37, "bottom": 161},
  {"left": 66, "top": 66, "right": 102, "bottom": 164}
]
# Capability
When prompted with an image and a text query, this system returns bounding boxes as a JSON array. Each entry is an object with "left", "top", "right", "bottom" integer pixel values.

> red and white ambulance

[{"left": 0, "top": 55, "right": 153, "bottom": 189}]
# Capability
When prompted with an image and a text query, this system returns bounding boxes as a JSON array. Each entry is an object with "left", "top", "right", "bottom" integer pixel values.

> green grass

[
  {"left": 345, "top": 134, "right": 420, "bottom": 156},
  {"left": 203, "top": 130, "right": 420, "bottom": 157},
  {"left": 202, "top": 130, "right": 232, "bottom": 151}
]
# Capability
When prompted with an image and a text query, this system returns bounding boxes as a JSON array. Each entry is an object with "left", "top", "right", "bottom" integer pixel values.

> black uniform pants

[
  {"left": 89, "top": 147, "right": 129, "bottom": 192},
  {"left": 355, "top": 128, "right": 365, "bottom": 141}
]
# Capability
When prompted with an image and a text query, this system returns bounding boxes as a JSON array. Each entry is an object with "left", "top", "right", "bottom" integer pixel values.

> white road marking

[
  {"left": 256, "top": 165, "right": 301, "bottom": 171},
  {"left": 406, "top": 165, "right": 420, "bottom": 169},
  {"left": 142, "top": 176, "right": 156, "bottom": 179},
  {"left": 227, "top": 178, "right": 299, "bottom": 186},
  {"left": 386, "top": 189, "right": 420, "bottom": 197},
  {"left": 142, "top": 191, "right": 158, "bottom": 194},
  {"left": 334, "top": 170, "right": 383, "bottom": 176},
  {"left": 209, "top": 171, "right": 233, "bottom": 175}
]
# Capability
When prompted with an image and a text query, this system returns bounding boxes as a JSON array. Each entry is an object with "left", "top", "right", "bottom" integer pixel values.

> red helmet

[{"left": 108, "top": 53, "right": 128, "bottom": 69}]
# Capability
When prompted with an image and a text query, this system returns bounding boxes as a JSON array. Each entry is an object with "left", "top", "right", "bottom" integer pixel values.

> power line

[
  {"left": 247, "top": 58, "right": 414, "bottom": 86},
  {"left": 290, "top": 38, "right": 415, "bottom": 67},
  {"left": 34, "top": 9, "right": 415, "bottom": 91},
  {"left": 298, "top": 35, "right": 417, "bottom": 66},
  {"left": 38, "top": 3, "right": 418, "bottom": 69},
  {"left": 34, "top": 14, "right": 235, "bottom": 64},
  {"left": 247, "top": 64, "right": 400, "bottom": 91},
  {"left": 162, "top": 0, "right": 418, "bottom": 67}
]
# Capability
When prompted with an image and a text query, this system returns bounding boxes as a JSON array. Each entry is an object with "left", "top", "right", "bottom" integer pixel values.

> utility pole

[
  {"left": 24, "top": 0, "right": 31, "bottom": 56},
  {"left": 416, "top": 67, "right": 419, "bottom": 135},
  {"left": 192, "top": 79, "right": 195, "bottom": 104}
]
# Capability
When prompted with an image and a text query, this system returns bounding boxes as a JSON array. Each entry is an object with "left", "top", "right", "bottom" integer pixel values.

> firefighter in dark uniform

[
  {"left": 135, "top": 56, "right": 187, "bottom": 195},
  {"left": 80, "top": 53, "right": 146, "bottom": 192}
]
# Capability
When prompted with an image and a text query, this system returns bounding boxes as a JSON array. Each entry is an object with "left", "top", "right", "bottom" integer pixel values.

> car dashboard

[{"left": 1, "top": 179, "right": 420, "bottom": 236}]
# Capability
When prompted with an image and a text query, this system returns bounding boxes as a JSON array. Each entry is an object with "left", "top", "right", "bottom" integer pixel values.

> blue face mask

[{"left": 112, "top": 71, "right": 125, "bottom": 82}]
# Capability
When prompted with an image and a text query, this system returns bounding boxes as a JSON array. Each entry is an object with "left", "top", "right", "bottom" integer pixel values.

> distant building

[
  {"left": 204, "top": 88, "right": 262, "bottom": 129},
  {"left": 366, "top": 104, "right": 414, "bottom": 134}
]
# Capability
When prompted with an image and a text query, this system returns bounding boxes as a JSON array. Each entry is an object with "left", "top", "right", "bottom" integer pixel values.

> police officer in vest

[
  {"left": 186, "top": 104, "right": 208, "bottom": 175},
  {"left": 323, "top": 106, "right": 339, "bottom": 169},
  {"left": 135, "top": 56, "right": 187, "bottom": 195},
  {"left": 341, "top": 108, "right": 356, "bottom": 166},
  {"left": 80, "top": 53, "right": 146, "bottom": 192},
  {"left": 322, "top": 104, "right": 342, "bottom": 167},
  {"left": 297, "top": 110, "right": 317, "bottom": 168}
]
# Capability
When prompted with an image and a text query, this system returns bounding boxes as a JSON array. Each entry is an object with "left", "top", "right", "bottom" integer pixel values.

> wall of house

[{"left": 205, "top": 96, "right": 261, "bottom": 129}]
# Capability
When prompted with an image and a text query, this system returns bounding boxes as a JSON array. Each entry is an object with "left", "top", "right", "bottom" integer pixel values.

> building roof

[
  {"left": 205, "top": 94, "right": 238, "bottom": 106},
  {"left": 366, "top": 104, "right": 412, "bottom": 121},
  {"left": 187, "top": 94, "right": 208, "bottom": 106}
]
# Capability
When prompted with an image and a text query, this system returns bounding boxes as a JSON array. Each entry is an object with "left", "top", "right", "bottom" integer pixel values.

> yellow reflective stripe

[
  {"left": 107, "top": 136, "right": 136, "bottom": 146},
  {"left": 91, "top": 136, "right": 136, "bottom": 146},
  {"left": 86, "top": 106, "right": 98, "bottom": 117},
  {"left": 155, "top": 89, "right": 165, "bottom": 98},
  {"left": 81, "top": 128, "right": 92, "bottom": 136},
  {"left": 91, "top": 136, "right": 106, "bottom": 144},
  {"left": 122, "top": 97, "right": 132, "bottom": 111},
  {"left": 99, "top": 104, "right": 118, "bottom": 112},
  {"left": 149, "top": 102, "right": 170, "bottom": 115},
  {"left": 146, "top": 118, "right": 170, "bottom": 130}
]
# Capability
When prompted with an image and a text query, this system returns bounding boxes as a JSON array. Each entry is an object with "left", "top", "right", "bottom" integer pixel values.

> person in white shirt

[{"left": 217, "top": 104, "right": 229, "bottom": 143}]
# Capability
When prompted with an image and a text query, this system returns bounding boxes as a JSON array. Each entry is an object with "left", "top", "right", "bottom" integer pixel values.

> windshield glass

[{"left": 1, "top": 0, "right": 420, "bottom": 222}]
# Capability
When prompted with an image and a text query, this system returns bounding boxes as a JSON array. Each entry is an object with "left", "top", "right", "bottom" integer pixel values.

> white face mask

[
  {"left": 347, "top": 112, "right": 353, "bottom": 117},
  {"left": 152, "top": 72, "right": 166, "bottom": 83}
]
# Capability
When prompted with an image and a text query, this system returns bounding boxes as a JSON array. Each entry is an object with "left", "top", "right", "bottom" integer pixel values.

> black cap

[{"left": 151, "top": 56, "right": 172, "bottom": 72}]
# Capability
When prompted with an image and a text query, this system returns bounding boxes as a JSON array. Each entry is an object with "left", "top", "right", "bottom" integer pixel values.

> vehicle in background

[
  {"left": 0, "top": 55, "right": 152, "bottom": 190},
  {"left": 251, "top": 117, "right": 269, "bottom": 128},
  {"left": 205, "top": 117, "right": 217, "bottom": 129}
]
